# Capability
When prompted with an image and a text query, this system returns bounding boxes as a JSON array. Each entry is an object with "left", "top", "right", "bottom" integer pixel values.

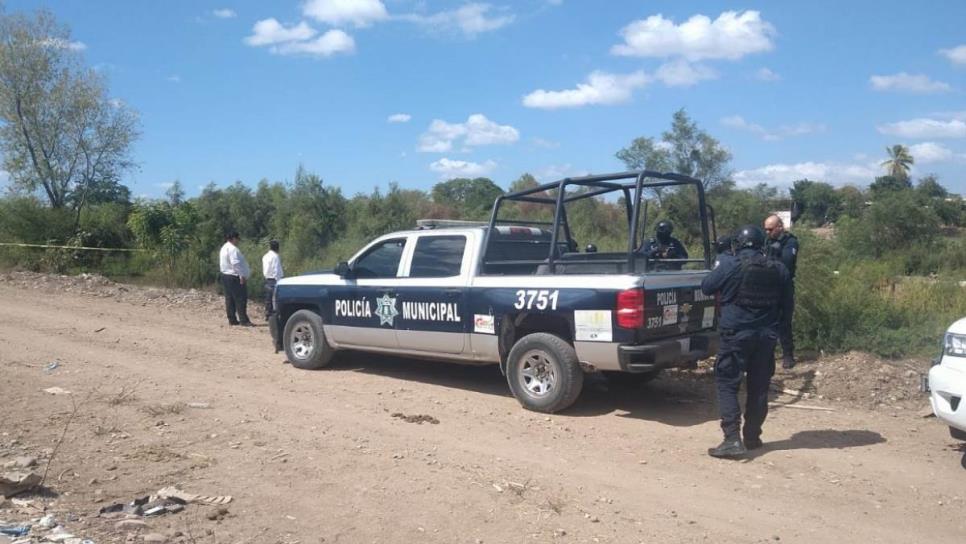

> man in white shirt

[
  {"left": 261, "top": 239, "right": 284, "bottom": 320},
  {"left": 218, "top": 230, "right": 252, "bottom": 326}
]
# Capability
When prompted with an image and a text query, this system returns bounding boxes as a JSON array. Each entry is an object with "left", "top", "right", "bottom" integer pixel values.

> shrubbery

[{"left": 1, "top": 166, "right": 964, "bottom": 359}]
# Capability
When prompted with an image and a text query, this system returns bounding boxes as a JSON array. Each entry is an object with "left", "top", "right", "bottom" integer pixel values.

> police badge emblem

[{"left": 375, "top": 293, "right": 399, "bottom": 326}]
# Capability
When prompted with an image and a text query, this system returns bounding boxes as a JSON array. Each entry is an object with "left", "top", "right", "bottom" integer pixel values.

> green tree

[
  {"left": 431, "top": 177, "right": 504, "bottom": 219},
  {"left": 0, "top": 9, "right": 140, "bottom": 215},
  {"left": 869, "top": 175, "right": 912, "bottom": 197},
  {"left": 880, "top": 144, "right": 914, "bottom": 182},
  {"left": 616, "top": 109, "right": 732, "bottom": 189},
  {"left": 790, "top": 179, "right": 841, "bottom": 225}
]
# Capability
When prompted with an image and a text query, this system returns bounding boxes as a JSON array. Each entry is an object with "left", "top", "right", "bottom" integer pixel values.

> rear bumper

[
  {"left": 618, "top": 331, "right": 719, "bottom": 373},
  {"left": 928, "top": 363, "right": 966, "bottom": 434},
  {"left": 269, "top": 313, "right": 282, "bottom": 353}
]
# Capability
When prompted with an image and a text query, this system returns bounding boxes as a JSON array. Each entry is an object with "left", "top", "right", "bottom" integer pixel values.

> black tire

[
  {"left": 950, "top": 426, "right": 966, "bottom": 441},
  {"left": 506, "top": 333, "right": 584, "bottom": 413},
  {"left": 602, "top": 369, "right": 663, "bottom": 387},
  {"left": 283, "top": 309, "right": 334, "bottom": 370}
]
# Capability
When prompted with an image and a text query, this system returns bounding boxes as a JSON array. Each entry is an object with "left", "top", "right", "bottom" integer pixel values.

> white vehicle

[{"left": 928, "top": 317, "right": 966, "bottom": 440}]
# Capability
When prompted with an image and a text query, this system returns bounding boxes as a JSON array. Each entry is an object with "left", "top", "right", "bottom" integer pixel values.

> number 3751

[{"left": 513, "top": 289, "right": 560, "bottom": 310}]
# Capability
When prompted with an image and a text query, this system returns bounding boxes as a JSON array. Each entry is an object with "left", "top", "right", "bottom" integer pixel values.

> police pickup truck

[{"left": 270, "top": 171, "right": 720, "bottom": 413}]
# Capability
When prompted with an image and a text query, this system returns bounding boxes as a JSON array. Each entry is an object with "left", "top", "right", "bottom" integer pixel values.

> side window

[
  {"left": 409, "top": 236, "right": 467, "bottom": 278},
  {"left": 353, "top": 239, "right": 406, "bottom": 278}
]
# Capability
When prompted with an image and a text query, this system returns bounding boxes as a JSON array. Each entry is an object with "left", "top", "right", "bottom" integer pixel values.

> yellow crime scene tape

[{"left": 0, "top": 242, "right": 147, "bottom": 252}]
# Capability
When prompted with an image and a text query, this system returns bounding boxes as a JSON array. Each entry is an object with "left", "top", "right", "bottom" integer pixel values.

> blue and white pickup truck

[{"left": 270, "top": 171, "right": 720, "bottom": 412}]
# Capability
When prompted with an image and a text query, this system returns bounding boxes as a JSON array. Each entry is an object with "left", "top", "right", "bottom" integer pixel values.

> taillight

[{"left": 616, "top": 288, "right": 645, "bottom": 329}]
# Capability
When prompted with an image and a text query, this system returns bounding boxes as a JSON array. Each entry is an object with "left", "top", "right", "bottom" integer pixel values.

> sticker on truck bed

[{"left": 574, "top": 310, "right": 613, "bottom": 342}]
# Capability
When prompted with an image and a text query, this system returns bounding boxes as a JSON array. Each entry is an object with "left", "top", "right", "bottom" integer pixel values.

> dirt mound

[
  {"left": 0, "top": 270, "right": 222, "bottom": 311},
  {"left": 773, "top": 351, "right": 930, "bottom": 411}
]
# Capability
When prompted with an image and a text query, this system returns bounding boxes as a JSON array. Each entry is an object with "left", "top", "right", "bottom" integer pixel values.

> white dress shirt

[
  {"left": 219, "top": 241, "right": 250, "bottom": 278},
  {"left": 262, "top": 250, "right": 284, "bottom": 280}
]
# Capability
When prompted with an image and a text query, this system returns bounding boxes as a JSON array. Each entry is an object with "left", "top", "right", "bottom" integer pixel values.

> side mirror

[{"left": 334, "top": 261, "right": 352, "bottom": 278}]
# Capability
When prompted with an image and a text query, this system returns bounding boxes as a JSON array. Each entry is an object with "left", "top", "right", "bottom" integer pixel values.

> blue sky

[{"left": 8, "top": 0, "right": 966, "bottom": 197}]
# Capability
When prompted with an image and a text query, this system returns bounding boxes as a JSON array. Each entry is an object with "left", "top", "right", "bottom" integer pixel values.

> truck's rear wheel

[
  {"left": 506, "top": 333, "right": 583, "bottom": 413},
  {"left": 283, "top": 310, "right": 334, "bottom": 370}
]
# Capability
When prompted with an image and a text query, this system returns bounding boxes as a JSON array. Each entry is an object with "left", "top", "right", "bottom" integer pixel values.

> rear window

[{"left": 409, "top": 236, "right": 466, "bottom": 278}]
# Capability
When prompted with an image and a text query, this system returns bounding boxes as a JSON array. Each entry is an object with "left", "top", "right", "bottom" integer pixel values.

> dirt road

[{"left": 1, "top": 275, "right": 964, "bottom": 544}]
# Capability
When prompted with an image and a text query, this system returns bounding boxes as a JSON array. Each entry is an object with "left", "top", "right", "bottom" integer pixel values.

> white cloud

[
  {"left": 908, "top": 142, "right": 954, "bottom": 164},
  {"left": 734, "top": 161, "right": 878, "bottom": 188},
  {"left": 418, "top": 114, "right": 519, "bottom": 152},
  {"left": 244, "top": 19, "right": 316, "bottom": 46},
  {"left": 522, "top": 70, "right": 649, "bottom": 109},
  {"left": 212, "top": 8, "right": 237, "bottom": 19},
  {"left": 429, "top": 158, "right": 497, "bottom": 179},
  {"left": 166, "top": 75, "right": 181, "bottom": 83},
  {"left": 244, "top": 20, "right": 353, "bottom": 58},
  {"left": 654, "top": 60, "right": 716, "bottom": 87},
  {"left": 755, "top": 67, "right": 780, "bottom": 81},
  {"left": 721, "top": 115, "right": 825, "bottom": 141},
  {"left": 877, "top": 118, "right": 966, "bottom": 139},
  {"left": 869, "top": 72, "right": 951, "bottom": 94},
  {"left": 303, "top": 0, "right": 388, "bottom": 27},
  {"left": 387, "top": 113, "right": 411, "bottom": 123},
  {"left": 611, "top": 10, "right": 775, "bottom": 61},
  {"left": 402, "top": 3, "right": 514, "bottom": 38},
  {"left": 939, "top": 44, "right": 966, "bottom": 65},
  {"left": 40, "top": 38, "right": 87, "bottom": 51},
  {"left": 271, "top": 30, "right": 355, "bottom": 57},
  {"left": 531, "top": 137, "right": 560, "bottom": 149},
  {"left": 534, "top": 164, "right": 589, "bottom": 181}
]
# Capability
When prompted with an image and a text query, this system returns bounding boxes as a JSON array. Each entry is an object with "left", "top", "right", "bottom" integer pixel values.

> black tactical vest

[{"left": 735, "top": 253, "right": 782, "bottom": 309}]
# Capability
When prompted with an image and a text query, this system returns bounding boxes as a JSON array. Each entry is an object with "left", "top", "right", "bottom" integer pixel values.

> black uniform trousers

[
  {"left": 714, "top": 328, "right": 778, "bottom": 442},
  {"left": 221, "top": 274, "right": 251, "bottom": 325},
  {"left": 263, "top": 278, "right": 277, "bottom": 318},
  {"left": 779, "top": 282, "right": 795, "bottom": 358}
]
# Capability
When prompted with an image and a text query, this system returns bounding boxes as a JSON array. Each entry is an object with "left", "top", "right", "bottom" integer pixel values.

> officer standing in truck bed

[{"left": 701, "top": 225, "right": 793, "bottom": 458}]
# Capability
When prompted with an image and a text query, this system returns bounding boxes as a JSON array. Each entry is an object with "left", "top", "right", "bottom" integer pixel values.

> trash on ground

[
  {"left": 0, "top": 526, "right": 30, "bottom": 537},
  {"left": 391, "top": 412, "right": 439, "bottom": 425},
  {"left": 44, "top": 362, "right": 59, "bottom": 372},
  {"left": 156, "top": 486, "right": 232, "bottom": 505},
  {"left": 186, "top": 402, "right": 210, "bottom": 409},
  {"left": 42, "top": 387, "right": 71, "bottom": 396},
  {"left": 0, "top": 471, "right": 41, "bottom": 497}
]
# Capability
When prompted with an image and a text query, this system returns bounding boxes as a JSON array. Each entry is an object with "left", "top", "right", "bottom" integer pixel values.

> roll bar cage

[{"left": 479, "top": 170, "right": 716, "bottom": 275}]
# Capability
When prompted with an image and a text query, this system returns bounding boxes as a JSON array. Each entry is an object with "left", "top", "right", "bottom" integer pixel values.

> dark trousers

[
  {"left": 779, "top": 283, "right": 795, "bottom": 358},
  {"left": 263, "top": 278, "right": 277, "bottom": 318},
  {"left": 221, "top": 274, "right": 250, "bottom": 325},
  {"left": 714, "top": 328, "right": 778, "bottom": 441}
]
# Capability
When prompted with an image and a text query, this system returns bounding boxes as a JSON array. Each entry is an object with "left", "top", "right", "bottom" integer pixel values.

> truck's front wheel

[
  {"left": 506, "top": 333, "right": 583, "bottom": 413},
  {"left": 283, "top": 310, "right": 334, "bottom": 370}
]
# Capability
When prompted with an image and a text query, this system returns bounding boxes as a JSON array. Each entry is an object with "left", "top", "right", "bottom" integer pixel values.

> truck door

[
  {"left": 328, "top": 237, "right": 408, "bottom": 349},
  {"left": 395, "top": 234, "right": 469, "bottom": 354}
]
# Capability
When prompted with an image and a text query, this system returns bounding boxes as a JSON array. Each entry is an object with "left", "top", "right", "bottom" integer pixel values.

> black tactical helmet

[
  {"left": 656, "top": 220, "right": 674, "bottom": 235},
  {"left": 735, "top": 225, "right": 766, "bottom": 249}
]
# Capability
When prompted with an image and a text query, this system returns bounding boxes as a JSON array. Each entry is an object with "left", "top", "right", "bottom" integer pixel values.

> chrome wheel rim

[
  {"left": 519, "top": 350, "right": 556, "bottom": 397},
  {"left": 290, "top": 322, "right": 315, "bottom": 360}
]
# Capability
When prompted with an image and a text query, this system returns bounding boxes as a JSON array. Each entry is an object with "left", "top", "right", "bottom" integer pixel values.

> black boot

[
  {"left": 708, "top": 437, "right": 747, "bottom": 458},
  {"left": 744, "top": 437, "right": 764, "bottom": 450},
  {"left": 782, "top": 355, "right": 795, "bottom": 369}
]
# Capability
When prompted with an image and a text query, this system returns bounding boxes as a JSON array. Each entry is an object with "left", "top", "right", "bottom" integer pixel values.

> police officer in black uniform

[
  {"left": 701, "top": 225, "right": 792, "bottom": 458},
  {"left": 764, "top": 214, "right": 799, "bottom": 368},
  {"left": 642, "top": 220, "right": 688, "bottom": 262}
]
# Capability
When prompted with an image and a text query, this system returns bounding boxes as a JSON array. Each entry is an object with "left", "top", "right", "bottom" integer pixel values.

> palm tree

[{"left": 881, "top": 144, "right": 914, "bottom": 181}]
